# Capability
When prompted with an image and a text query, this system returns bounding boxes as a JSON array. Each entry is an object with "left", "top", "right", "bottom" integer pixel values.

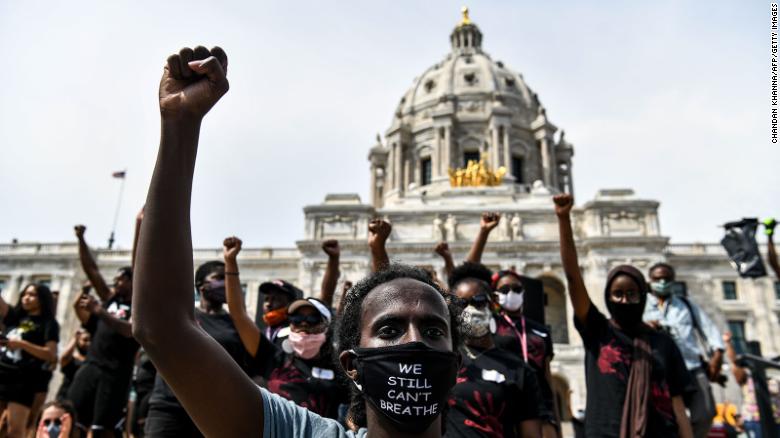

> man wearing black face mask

[
  {"left": 555, "top": 194, "right": 694, "bottom": 438},
  {"left": 144, "top": 260, "right": 257, "bottom": 437}
]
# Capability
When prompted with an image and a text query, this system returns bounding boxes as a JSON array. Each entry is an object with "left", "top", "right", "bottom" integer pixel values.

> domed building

[
  {"left": 368, "top": 8, "right": 574, "bottom": 208},
  {"left": 0, "top": 8, "right": 776, "bottom": 423}
]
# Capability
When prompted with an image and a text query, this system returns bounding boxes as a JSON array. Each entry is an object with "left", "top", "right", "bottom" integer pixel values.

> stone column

[
  {"left": 539, "top": 136, "right": 551, "bottom": 186},
  {"left": 395, "top": 143, "right": 403, "bottom": 192}
]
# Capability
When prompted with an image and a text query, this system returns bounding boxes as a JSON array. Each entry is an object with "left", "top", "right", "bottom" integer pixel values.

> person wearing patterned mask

[{"left": 449, "top": 274, "right": 543, "bottom": 437}]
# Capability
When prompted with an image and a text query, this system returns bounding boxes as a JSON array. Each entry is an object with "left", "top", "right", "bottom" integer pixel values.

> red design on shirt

[
  {"left": 650, "top": 382, "right": 674, "bottom": 420},
  {"left": 598, "top": 341, "right": 629, "bottom": 377},
  {"left": 463, "top": 390, "right": 505, "bottom": 437}
]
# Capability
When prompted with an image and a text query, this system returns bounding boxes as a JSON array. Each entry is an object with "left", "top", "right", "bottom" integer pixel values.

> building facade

[{"left": 1, "top": 10, "right": 778, "bottom": 418}]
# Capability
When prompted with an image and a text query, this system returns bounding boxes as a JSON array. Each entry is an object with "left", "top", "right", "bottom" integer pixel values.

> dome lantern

[{"left": 450, "top": 7, "right": 483, "bottom": 52}]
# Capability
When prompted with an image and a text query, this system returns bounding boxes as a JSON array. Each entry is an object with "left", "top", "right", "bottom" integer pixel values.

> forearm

[
  {"left": 443, "top": 254, "right": 455, "bottom": 279},
  {"left": 77, "top": 239, "right": 111, "bottom": 300},
  {"left": 0, "top": 297, "right": 7, "bottom": 318},
  {"left": 519, "top": 419, "right": 542, "bottom": 438},
  {"left": 769, "top": 236, "right": 780, "bottom": 279},
  {"left": 672, "top": 396, "right": 693, "bottom": 438},
  {"left": 370, "top": 244, "right": 389, "bottom": 272},
  {"left": 96, "top": 309, "right": 133, "bottom": 338},
  {"left": 60, "top": 338, "right": 77, "bottom": 367},
  {"left": 19, "top": 341, "right": 57, "bottom": 363},
  {"left": 320, "top": 256, "right": 340, "bottom": 308},
  {"left": 466, "top": 229, "right": 490, "bottom": 264},
  {"left": 224, "top": 258, "right": 260, "bottom": 356},
  {"left": 134, "top": 119, "right": 200, "bottom": 341},
  {"left": 557, "top": 214, "right": 591, "bottom": 322}
]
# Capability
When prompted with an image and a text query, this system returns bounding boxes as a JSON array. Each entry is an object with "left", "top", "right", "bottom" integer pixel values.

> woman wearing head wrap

[{"left": 553, "top": 193, "right": 693, "bottom": 438}]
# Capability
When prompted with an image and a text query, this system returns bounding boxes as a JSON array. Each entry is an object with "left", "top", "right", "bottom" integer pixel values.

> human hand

[
  {"left": 78, "top": 294, "right": 100, "bottom": 315},
  {"left": 722, "top": 331, "right": 732, "bottom": 344},
  {"left": 223, "top": 236, "right": 242, "bottom": 261},
  {"left": 59, "top": 413, "right": 73, "bottom": 438},
  {"left": 322, "top": 240, "right": 340, "bottom": 258},
  {"left": 434, "top": 242, "right": 451, "bottom": 258},
  {"left": 480, "top": 212, "right": 501, "bottom": 232},
  {"left": 159, "top": 46, "right": 229, "bottom": 121},
  {"left": 764, "top": 218, "right": 777, "bottom": 236},
  {"left": 368, "top": 219, "right": 392, "bottom": 247},
  {"left": 74, "top": 225, "right": 86, "bottom": 239},
  {"left": 553, "top": 194, "right": 574, "bottom": 217},
  {"left": 5, "top": 339, "right": 23, "bottom": 351}
]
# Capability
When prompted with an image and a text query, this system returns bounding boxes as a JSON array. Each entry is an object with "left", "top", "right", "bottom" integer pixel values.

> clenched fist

[
  {"left": 322, "top": 240, "right": 340, "bottom": 258},
  {"left": 74, "top": 225, "right": 86, "bottom": 239},
  {"left": 159, "top": 46, "right": 229, "bottom": 120},
  {"left": 223, "top": 236, "right": 242, "bottom": 261},
  {"left": 553, "top": 194, "right": 574, "bottom": 217},
  {"left": 480, "top": 212, "right": 501, "bottom": 232},
  {"left": 368, "top": 219, "right": 392, "bottom": 248},
  {"left": 434, "top": 242, "right": 451, "bottom": 258}
]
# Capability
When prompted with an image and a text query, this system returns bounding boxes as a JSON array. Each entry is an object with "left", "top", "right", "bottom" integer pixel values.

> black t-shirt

[
  {"left": 446, "top": 346, "right": 542, "bottom": 438},
  {"left": 254, "top": 330, "right": 349, "bottom": 420},
  {"left": 493, "top": 313, "right": 555, "bottom": 419},
  {"left": 149, "top": 310, "right": 255, "bottom": 409},
  {"left": 574, "top": 305, "right": 691, "bottom": 438},
  {"left": 133, "top": 349, "right": 157, "bottom": 397},
  {"left": 0, "top": 308, "right": 59, "bottom": 374},
  {"left": 84, "top": 295, "right": 139, "bottom": 373}
]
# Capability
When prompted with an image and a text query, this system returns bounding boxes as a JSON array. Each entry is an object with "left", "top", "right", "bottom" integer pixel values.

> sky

[{"left": 0, "top": 1, "right": 776, "bottom": 250}]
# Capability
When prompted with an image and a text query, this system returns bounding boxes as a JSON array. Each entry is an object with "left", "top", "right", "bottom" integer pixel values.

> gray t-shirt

[{"left": 260, "top": 386, "right": 367, "bottom": 438}]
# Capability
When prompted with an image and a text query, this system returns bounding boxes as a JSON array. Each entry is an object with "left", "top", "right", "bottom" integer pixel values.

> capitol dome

[{"left": 368, "top": 8, "right": 574, "bottom": 208}]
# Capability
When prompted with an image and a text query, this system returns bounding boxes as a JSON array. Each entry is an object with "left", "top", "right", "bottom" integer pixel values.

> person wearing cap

[
  {"left": 258, "top": 279, "right": 302, "bottom": 346},
  {"left": 68, "top": 225, "right": 138, "bottom": 437},
  {"left": 223, "top": 237, "right": 348, "bottom": 420}
]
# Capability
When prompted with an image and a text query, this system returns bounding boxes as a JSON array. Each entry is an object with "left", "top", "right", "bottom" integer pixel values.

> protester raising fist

[
  {"left": 159, "top": 46, "right": 229, "bottom": 120},
  {"left": 368, "top": 219, "right": 392, "bottom": 272}
]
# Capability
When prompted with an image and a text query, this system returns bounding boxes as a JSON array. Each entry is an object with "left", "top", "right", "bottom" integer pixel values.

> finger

[
  {"left": 178, "top": 47, "right": 194, "bottom": 79},
  {"left": 189, "top": 56, "right": 227, "bottom": 89},
  {"left": 211, "top": 46, "right": 228, "bottom": 73},
  {"left": 167, "top": 54, "right": 182, "bottom": 80},
  {"left": 193, "top": 45, "right": 210, "bottom": 61}
]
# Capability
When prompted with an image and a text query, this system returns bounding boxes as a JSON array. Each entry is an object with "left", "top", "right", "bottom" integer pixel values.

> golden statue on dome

[
  {"left": 448, "top": 152, "right": 507, "bottom": 187},
  {"left": 460, "top": 6, "right": 471, "bottom": 25}
]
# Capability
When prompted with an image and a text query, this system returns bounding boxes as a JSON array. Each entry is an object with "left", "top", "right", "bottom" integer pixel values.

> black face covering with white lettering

[{"left": 350, "top": 341, "right": 458, "bottom": 433}]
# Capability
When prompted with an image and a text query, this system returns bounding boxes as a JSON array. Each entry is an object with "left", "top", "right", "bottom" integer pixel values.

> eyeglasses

[
  {"left": 454, "top": 294, "right": 491, "bottom": 308},
  {"left": 43, "top": 418, "right": 62, "bottom": 427},
  {"left": 288, "top": 314, "right": 324, "bottom": 325},
  {"left": 496, "top": 285, "right": 523, "bottom": 294},
  {"left": 610, "top": 289, "right": 642, "bottom": 303}
]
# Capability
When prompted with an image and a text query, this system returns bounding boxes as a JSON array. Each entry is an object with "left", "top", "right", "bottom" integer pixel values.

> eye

[
  {"left": 424, "top": 327, "right": 446, "bottom": 338},
  {"left": 377, "top": 325, "right": 401, "bottom": 339}
]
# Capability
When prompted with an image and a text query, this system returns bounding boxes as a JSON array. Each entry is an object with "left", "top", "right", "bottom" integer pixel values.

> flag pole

[{"left": 108, "top": 171, "right": 126, "bottom": 249}]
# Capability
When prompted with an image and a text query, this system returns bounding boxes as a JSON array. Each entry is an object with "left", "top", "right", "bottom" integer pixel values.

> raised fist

[
  {"left": 722, "top": 331, "right": 732, "bottom": 344},
  {"left": 368, "top": 219, "right": 392, "bottom": 247},
  {"left": 78, "top": 294, "right": 100, "bottom": 315},
  {"left": 553, "top": 194, "right": 574, "bottom": 217},
  {"left": 434, "top": 242, "right": 451, "bottom": 258},
  {"left": 322, "top": 240, "right": 340, "bottom": 258},
  {"left": 480, "top": 212, "right": 501, "bottom": 232},
  {"left": 159, "top": 46, "right": 229, "bottom": 120},
  {"left": 223, "top": 236, "right": 242, "bottom": 261},
  {"left": 74, "top": 225, "right": 86, "bottom": 239}
]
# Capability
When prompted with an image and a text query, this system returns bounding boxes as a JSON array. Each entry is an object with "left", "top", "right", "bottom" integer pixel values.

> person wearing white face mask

[
  {"left": 491, "top": 270, "right": 558, "bottom": 438},
  {"left": 449, "top": 275, "right": 543, "bottom": 437}
]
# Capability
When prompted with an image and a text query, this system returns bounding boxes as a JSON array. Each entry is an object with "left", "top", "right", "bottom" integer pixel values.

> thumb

[{"left": 189, "top": 57, "right": 228, "bottom": 89}]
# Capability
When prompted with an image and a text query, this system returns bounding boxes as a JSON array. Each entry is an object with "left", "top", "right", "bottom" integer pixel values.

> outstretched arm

[
  {"left": 320, "top": 240, "right": 340, "bottom": 308},
  {"left": 434, "top": 242, "right": 455, "bottom": 280},
  {"left": 767, "top": 219, "right": 780, "bottom": 279},
  {"left": 368, "top": 219, "right": 392, "bottom": 272},
  {"left": 80, "top": 294, "right": 133, "bottom": 338},
  {"left": 466, "top": 212, "right": 500, "bottom": 264},
  {"left": 723, "top": 331, "right": 748, "bottom": 385},
  {"left": 223, "top": 236, "right": 261, "bottom": 357},
  {"left": 553, "top": 194, "right": 591, "bottom": 325},
  {"left": 132, "top": 46, "right": 262, "bottom": 438},
  {"left": 74, "top": 225, "right": 112, "bottom": 302}
]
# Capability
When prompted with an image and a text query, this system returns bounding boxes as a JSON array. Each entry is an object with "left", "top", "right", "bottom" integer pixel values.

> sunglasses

[
  {"left": 43, "top": 418, "right": 62, "bottom": 427},
  {"left": 496, "top": 285, "right": 523, "bottom": 294},
  {"left": 454, "top": 294, "right": 491, "bottom": 308},
  {"left": 288, "top": 314, "right": 324, "bottom": 325}
]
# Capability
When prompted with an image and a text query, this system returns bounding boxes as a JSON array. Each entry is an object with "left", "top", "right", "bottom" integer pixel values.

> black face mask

[
  {"left": 202, "top": 280, "right": 226, "bottom": 305},
  {"left": 349, "top": 341, "right": 458, "bottom": 433},
  {"left": 606, "top": 301, "right": 645, "bottom": 333}
]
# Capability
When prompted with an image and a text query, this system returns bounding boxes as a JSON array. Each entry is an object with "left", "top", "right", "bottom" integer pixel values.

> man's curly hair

[{"left": 448, "top": 262, "right": 493, "bottom": 290}]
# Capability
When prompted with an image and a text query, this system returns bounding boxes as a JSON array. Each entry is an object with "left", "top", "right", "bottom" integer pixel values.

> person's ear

[{"left": 339, "top": 350, "right": 358, "bottom": 381}]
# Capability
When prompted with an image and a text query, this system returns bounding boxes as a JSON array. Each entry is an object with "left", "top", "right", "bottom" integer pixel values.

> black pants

[
  {"left": 144, "top": 404, "right": 202, "bottom": 438},
  {"left": 66, "top": 363, "right": 131, "bottom": 431}
]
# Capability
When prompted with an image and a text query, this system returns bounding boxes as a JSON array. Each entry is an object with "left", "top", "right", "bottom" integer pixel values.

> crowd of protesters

[{"left": 1, "top": 46, "right": 779, "bottom": 438}]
